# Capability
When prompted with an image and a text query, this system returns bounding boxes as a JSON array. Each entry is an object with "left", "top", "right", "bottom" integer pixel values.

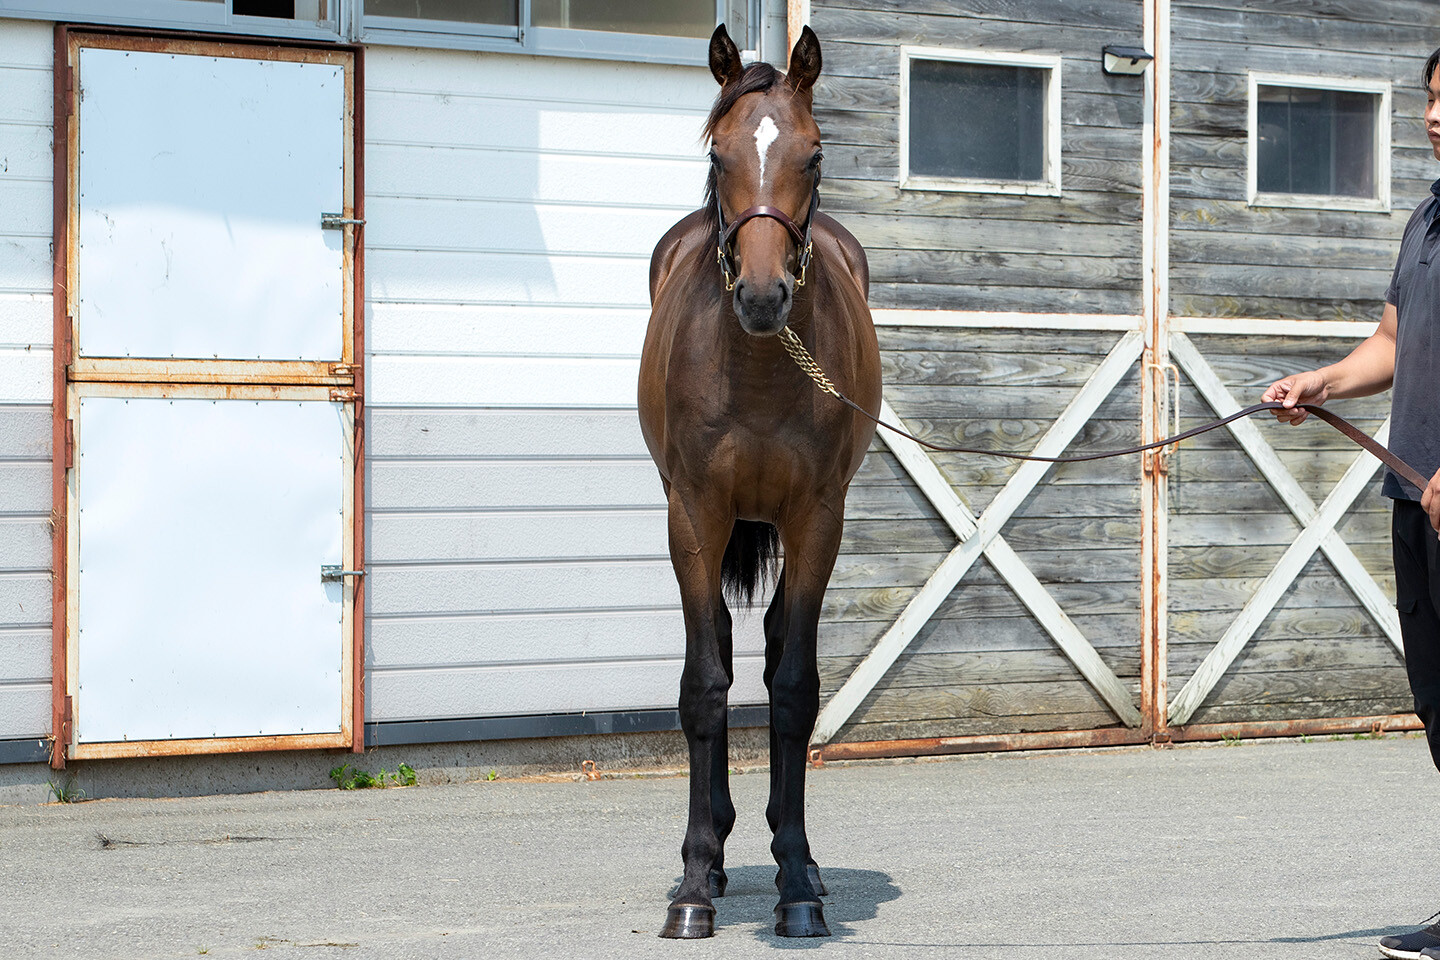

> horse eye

[
  {"left": 808, "top": 152, "right": 823, "bottom": 170},
  {"left": 709, "top": 150, "right": 723, "bottom": 172}
]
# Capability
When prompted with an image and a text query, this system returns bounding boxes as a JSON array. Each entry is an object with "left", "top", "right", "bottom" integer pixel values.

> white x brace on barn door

[
  {"left": 55, "top": 33, "right": 361, "bottom": 761},
  {"left": 813, "top": 321, "right": 1148, "bottom": 748}
]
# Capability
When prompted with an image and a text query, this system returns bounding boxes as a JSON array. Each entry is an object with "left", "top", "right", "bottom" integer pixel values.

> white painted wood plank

[
  {"left": 370, "top": 653, "right": 767, "bottom": 721},
  {"left": 0, "top": 404, "right": 50, "bottom": 460},
  {"left": 0, "top": 516, "right": 49, "bottom": 570},
  {"left": 0, "top": 347, "right": 49, "bottom": 402},
  {"left": 0, "top": 179, "right": 47, "bottom": 235},
  {"left": 0, "top": 65, "right": 48, "bottom": 124},
  {"left": 370, "top": 509, "right": 668, "bottom": 563},
  {"left": 366, "top": 145, "right": 705, "bottom": 209},
  {"left": 0, "top": 628, "right": 48, "bottom": 682},
  {"left": 1167, "top": 441, "right": 1386, "bottom": 725},
  {"left": 0, "top": 236, "right": 51, "bottom": 293},
  {"left": 370, "top": 460, "right": 665, "bottom": 511},
  {"left": 0, "top": 293, "right": 51, "bottom": 347},
  {"left": 0, "top": 680, "right": 48, "bottom": 740},
  {"left": 370, "top": 608, "right": 767, "bottom": 667},
  {"left": 0, "top": 572, "right": 48, "bottom": 627},
  {"left": 366, "top": 304, "right": 649, "bottom": 358},
  {"left": 367, "top": 407, "right": 648, "bottom": 459},
  {"left": 0, "top": 18, "right": 51, "bottom": 66},
  {"left": 1172, "top": 317, "right": 1379, "bottom": 338},
  {"left": 0, "top": 120, "right": 54, "bottom": 180},
  {"left": 872, "top": 310, "right": 1142, "bottom": 331},
  {"left": 0, "top": 462, "right": 49, "bottom": 510},
  {"left": 365, "top": 46, "right": 712, "bottom": 110},
  {"left": 367, "top": 196, "right": 688, "bottom": 258},
  {"left": 367, "top": 92, "right": 707, "bottom": 158},
  {"left": 369, "top": 354, "right": 641, "bottom": 407},
  {"left": 812, "top": 331, "right": 1144, "bottom": 743},
  {"left": 366, "top": 560, "right": 681, "bottom": 617},
  {"left": 365, "top": 249, "right": 650, "bottom": 309}
]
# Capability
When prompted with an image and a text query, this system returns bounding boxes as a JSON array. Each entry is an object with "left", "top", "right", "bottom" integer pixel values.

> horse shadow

[{"left": 672, "top": 864, "right": 901, "bottom": 946}]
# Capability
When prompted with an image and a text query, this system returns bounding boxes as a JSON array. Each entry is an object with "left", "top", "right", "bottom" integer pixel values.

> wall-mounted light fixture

[{"left": 1102, "top": 45, "right": 1153, "bottom": 76}]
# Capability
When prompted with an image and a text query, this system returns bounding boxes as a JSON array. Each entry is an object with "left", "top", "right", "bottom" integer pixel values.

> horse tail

[{"left": 721, "top": 520, "right": 779, "bottom": 608}]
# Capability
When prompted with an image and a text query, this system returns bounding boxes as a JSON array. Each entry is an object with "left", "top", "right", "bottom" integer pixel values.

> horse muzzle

[{"left": 733, "top": 273, "right": 795, "bottom": 336}]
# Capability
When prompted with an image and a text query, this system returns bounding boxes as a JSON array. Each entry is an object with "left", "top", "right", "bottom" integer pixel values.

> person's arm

[
  {"left": 1261, "top": 303, "right": 1440, "bottom": 533},
  {"left": 1260, "top": 301, "right": 1398, "bottom": 424}
]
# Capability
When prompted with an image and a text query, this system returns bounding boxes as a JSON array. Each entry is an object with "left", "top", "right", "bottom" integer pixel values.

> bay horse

[{"left": 638, "top": 24, "right": 882, "bottom": 939}]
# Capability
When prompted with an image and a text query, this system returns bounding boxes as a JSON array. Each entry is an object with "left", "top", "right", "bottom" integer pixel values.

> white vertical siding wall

[
  {"left": 0, "top": 19, "right": 53, "bottom": 741},
  {"left": 364, "top": 47, "right": 769, "bottom": 723}
]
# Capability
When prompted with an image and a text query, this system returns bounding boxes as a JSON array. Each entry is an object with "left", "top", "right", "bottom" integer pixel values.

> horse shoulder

[
  {"left": 814, "top": 213, "right": 869, "bottom": 300},
  {"left": 650, "top": 209, "right": 709, "bottom": 302}
]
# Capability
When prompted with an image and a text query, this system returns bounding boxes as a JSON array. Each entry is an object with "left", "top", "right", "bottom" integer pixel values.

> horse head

[{"left": 704, "top": 24, "right": 823, "bottom": 336}]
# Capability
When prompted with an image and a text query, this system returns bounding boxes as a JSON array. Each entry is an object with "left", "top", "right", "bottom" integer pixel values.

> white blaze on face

[{"left": 753, "top": 115, "right": 779, "bottom": 188}]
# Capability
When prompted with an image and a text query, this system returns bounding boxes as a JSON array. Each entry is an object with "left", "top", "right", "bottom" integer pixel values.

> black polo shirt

[{"left": 1382, "top": 178, "right": 1440, "bottom": 500}]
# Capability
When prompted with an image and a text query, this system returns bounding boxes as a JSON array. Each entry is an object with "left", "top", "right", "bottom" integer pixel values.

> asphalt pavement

[{"left": 2, "top": 734, "right": 1438, "bottom": 960}]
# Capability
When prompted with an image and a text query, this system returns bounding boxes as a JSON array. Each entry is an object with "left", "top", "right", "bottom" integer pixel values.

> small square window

[
  {"left": 1249, "top": 74, "right": 1391, "bottom": 212},
  {"left": 901, "top": 48, "right": 1061, "bottom": 195}
]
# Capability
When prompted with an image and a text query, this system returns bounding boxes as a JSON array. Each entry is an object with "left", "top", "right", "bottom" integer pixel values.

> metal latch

[
  {"left": 321, "top": 565, "right": 366, "bottom": 583},
  {"left": 321, "top": 212, "right": 365, "bottom": 229}
]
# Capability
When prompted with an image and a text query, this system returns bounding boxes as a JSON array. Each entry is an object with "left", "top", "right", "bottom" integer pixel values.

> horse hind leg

[{"left": 707, "top": 603, "right": 736, "bottom": 900}]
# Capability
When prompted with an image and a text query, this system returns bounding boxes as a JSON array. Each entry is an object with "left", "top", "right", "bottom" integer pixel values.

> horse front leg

[
  {"left": 767, "top": 510, "right": 843, "bottom": 937},
  {"left": 764, "top": 570, "right": 827, "bottom": 900},
  {"left": 660, "top": 494, "right": 733, "bottom": 939}
]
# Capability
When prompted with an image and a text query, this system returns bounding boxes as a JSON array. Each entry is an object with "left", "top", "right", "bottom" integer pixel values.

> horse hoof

[
  {"left": 659, "top": 904, "right": 715, "bottom": 939},
  {"left": 709, "top": 868, "right": 728, "bottom": 898},
  {"left": 774, "top": 901, "right": 830, "bottom": 938},
  {"left": 807, "top": 863, "right": 828, "bottom": 897}
]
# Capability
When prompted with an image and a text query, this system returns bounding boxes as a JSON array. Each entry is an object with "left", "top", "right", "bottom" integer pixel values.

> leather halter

[{"left": 713, "top": 158, "right": 821, "bottom": 291}]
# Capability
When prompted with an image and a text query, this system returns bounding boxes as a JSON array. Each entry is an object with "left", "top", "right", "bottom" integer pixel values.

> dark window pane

[
  {"left": 1256, "top": 85, "right": 1377, "bottom": 198},
  {"left": 531, "top": 0, "right": 713, "bottom": 37},
  {"left": 908, "top": 59, "right": 1046, "bottom": 182},
  {"left": 366, "top": 0, "right": 518, "bottom": 26}
]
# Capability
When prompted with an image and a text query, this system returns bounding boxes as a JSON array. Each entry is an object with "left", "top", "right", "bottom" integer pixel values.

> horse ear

[
  {"left": 709, "top": 24, "right": 744, "bottom": 88},
  {"left": 786, "top": 25, "right": 822, "bottom": 93}
]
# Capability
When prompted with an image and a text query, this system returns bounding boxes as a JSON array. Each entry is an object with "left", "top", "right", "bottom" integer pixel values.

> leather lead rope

[{"left": 775, "top": 327, "right": 1430, "bottom": 491}]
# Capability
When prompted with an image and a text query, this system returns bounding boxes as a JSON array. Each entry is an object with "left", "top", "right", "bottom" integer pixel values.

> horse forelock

[{"left": 702, "top": 61, "right": 787, "bottom": 236}]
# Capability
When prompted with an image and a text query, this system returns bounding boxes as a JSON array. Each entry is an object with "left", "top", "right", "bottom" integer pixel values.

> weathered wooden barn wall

[
  {"left": 0, "top": 18, "right": 53, "bottom": 743},
  {"left": 812, "top": 0, "right": 1147, "bottom": 315},
  {"left": 1168, "top": 337, "right": 1405, "bottom": 725},
  {"left": 1163, "top": 2, "right": 1438, "bottom": 726},
  {"left": 1169, "top": 0, "right": 1438, "bottom": 320},
  {"left": 825, "top": 329, "right": 1144, "bottom": 742},
  {"left": 806, "top": 0, "right": 1150, "bottom": 742},
  {"left": 359, "top": 46, "right": 774, "bottom": 724}
]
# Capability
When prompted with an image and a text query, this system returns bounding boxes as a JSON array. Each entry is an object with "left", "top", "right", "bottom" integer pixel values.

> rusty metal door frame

[{"left": 49, "top": 26, "right": 367, "bottom": 767}]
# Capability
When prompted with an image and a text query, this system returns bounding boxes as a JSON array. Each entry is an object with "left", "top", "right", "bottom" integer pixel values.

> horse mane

[{"left": 701, "top": 61, "right": 783, "bottom": 235}]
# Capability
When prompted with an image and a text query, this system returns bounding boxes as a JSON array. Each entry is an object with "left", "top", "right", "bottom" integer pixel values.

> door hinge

[
  {"left": 330, "top": 362, "right": 355, "bottom": 378},
  {"left": 329, "top": 387, "right": 355, "bottom": 402},
  {"left": 320, "top": 565, "right": 365, "bottom": 584},
  {"left": 321, "top": 212, "right": 365, "bottom": 229},
  {"left": 64, "top": 419, "right": 74, "bottom": 470}
]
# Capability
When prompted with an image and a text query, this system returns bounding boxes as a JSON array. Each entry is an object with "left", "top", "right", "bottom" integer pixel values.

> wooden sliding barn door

[
  {"left": 52, "top": 31, "right": 363, "bottom": 763},
  {"left": 807, "top": 0, "right": 1155, "bottom": 754}
]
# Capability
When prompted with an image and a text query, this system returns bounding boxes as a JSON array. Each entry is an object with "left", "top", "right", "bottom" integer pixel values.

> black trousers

[{"left": 1394, "top": 497, "right": 1440, "bottom": 771}]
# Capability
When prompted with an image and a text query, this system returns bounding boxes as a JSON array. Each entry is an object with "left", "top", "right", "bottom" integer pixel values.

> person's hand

[
  {"left": 1262, "top": 371, "right": 1330, "bottom": 425},
  {"left": 1424, "top": 469, "right": 1440, "bottom": 535}
]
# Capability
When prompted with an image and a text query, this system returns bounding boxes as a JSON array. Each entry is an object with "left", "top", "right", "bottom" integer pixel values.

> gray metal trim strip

[
  {"left": 365, "top": 705, "right": 769, "bottom": 748},
  {"left": 0, "top": 738, "right": 51, "bottom": 765}
]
